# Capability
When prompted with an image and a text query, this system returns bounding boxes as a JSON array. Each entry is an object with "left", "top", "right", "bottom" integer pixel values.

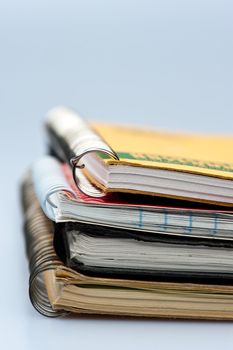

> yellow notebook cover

[{"left": 92, "top": 122, "right": 233, "bottom": 180}]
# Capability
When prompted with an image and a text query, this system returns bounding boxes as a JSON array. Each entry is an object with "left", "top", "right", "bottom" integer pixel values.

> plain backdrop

[{"left": 0, "top": 1, "right": 233, "bottom": 349}]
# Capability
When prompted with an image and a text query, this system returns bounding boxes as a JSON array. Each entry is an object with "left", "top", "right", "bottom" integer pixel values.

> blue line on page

[
  {"left": 163, "top": 209, "right": 168, "bottom": 230},
  {"left": 139, "top": 208, "right": 143, "bottom": 228},
  {"left": 187, "top": 212, "right": 193, "bottom": 233},
  {"left": 213, "top": 214, "right": 218, "bottom": 234}
]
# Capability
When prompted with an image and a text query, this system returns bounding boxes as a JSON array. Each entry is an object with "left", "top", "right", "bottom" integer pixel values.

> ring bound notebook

[
  {"left": 46, "top": 106, "right": 233, "bottom": 205},
  {"left": 22, "top": 175, "right": 233, "bottom": 320},
  {"left": 21, "top": 105, "right": 233, "bottom": 320}
]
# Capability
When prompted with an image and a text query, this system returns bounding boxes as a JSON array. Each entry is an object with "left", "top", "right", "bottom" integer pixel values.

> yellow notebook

[{"left": 46, "top": 106, "right": 233, "bottom": 205}]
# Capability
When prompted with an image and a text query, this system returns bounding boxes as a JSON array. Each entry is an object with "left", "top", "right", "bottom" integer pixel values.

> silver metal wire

[
  {"left": 71, "top": 148, "right": 119, "bottom": 197},
  {"left": 46, "top": 107, "right": 119, "bottom": 197}
]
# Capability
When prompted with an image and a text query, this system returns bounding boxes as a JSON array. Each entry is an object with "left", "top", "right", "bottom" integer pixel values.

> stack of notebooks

[{"left": 21, "top": 106, "right": 233, "bottom": 319}]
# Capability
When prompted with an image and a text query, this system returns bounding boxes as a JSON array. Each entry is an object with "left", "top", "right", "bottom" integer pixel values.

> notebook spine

[
  {"left": 32, "top": 155, "right": 77, "bottom": 220},
  {"left": 46, "top": 106, "right": 119, "bottom": 197},
  {"left": 21, "top": 175, "right": 69, "bottom": 317}
]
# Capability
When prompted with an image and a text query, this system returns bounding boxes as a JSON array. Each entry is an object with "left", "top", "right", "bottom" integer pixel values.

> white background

[{"left": 0, "top": 1, "right": 233, "bottom": 349}]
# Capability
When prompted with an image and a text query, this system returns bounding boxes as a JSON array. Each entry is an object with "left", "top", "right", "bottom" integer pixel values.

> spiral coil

[
  {"left": 46, "top": 106, "right": 119, "bottom": 197},
  {"left": 21, "top": 176, "right": 70, "bottom": 317}
]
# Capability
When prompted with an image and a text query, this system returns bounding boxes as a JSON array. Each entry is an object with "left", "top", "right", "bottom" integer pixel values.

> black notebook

[{"left": 53, "top": 221, "right": 233, "bottom": 284}]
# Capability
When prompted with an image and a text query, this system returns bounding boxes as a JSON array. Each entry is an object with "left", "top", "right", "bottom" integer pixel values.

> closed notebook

[
  {"left": 22, "top": 175, "right": 233, "bottom": 320},
  {"left": 46, "top": 106, "right": 233, "bottom": 205},
  {"left": 54, "top": 221, "right": 233, "bottom": 284}
]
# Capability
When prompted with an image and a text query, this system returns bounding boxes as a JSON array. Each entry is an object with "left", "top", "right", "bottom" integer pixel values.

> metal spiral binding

[
  {"left": 22, "top": 176, "right": 70, "bottom": 317},
  {"left": 71, "top": 148, "right": 119, "bottom": 197},
  {"left": 46, "top": 106, "right": 119, "bottom": 197}
]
